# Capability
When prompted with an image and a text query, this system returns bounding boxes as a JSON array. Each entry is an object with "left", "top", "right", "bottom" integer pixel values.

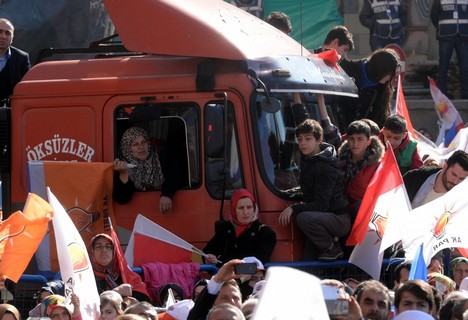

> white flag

[
  {"left": 347, "top": 147, "right": 411, "bottom": 280},
  {"left": 49, "top": 188, "right": 100, "bottom": 320},
  {"left": 403, "top": 179, "right": 468, "bottom": 264}
]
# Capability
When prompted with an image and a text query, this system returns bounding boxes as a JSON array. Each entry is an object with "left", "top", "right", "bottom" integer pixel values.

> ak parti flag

[
  {"left": 429, "top": 77, "right": 464, "bottom": 147},
  {"left": 0, "top": 193, "right": 53, "bottom": 282},
  {"left": 347, "top": 146, "right": 411, "bottom": 279},
  {"left": 125, "top": 214, "right": 194, "bottom": 267},
  {"left": 49, "top": 188, "right": 100, "bottom": 320},
  {"left": 403, "top": 179, "right": 468, "bottom": 265},
  {"left": 109, "top": 223, "right": 150, "bottom": 298},
  {"left": 28, "top": 161, "right": 116, "bottom": 274}
]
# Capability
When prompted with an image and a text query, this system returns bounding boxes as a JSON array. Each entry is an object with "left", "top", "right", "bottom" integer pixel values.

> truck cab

[{"left": 0, "top": 0, "right": 357, "bottom": 263}]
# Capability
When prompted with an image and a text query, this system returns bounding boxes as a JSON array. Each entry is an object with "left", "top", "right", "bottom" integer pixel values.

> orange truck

[{"left": 0, "top": 0, "right": 357, "bottom": 262}]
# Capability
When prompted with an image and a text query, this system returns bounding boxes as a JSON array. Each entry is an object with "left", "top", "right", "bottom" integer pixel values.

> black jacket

[
  {"left": 338, "top": 58, "right": 389, "bottom": 129},
  {"left": 0, "top": 46, "right": 30, "bottom": 101},
  {"left": 403, "top": 166, "right": 442, "bottom": 202},
  {"left": 203, "top": 220, "right": 276, "bottom": 266},
  {"left": 292, "top": 142, "right": 348, "bottom": 215}
]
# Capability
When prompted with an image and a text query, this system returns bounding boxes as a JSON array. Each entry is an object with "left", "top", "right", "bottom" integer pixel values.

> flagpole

[{"left": 394, "top": 74, "right": 401, "bottom": 115}]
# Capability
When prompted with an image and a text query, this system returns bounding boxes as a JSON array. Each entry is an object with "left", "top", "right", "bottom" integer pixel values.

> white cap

[
  {"left": 460, "top": 276, "right": 468, "bottom": 292},
  {"left": 394, "top": 310, "right": 433, "bottom": 320},
  {"left": 167, "top": 299, "right": 195, "bottom": 320},
  {"left": 242, "top": 256, "right": 265, "bottom": 270}
]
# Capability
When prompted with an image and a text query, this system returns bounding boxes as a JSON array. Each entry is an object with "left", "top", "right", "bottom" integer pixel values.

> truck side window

[
  {"left": 204, "top": 101, "right": 242, "bottom": 199},
  {"left": 114, "top": 103, "right": 200, "bottom": 192}
]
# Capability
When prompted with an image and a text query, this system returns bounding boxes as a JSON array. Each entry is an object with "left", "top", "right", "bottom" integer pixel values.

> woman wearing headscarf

[
  {"left": 113, "top": 126, "right": 178, "bottom": 213},
  {"left": 90, "top": 233, "right": 152, "bottom": 303},
  {"left": 203, "top": 189, "right": 277, "bottom": 266},
  {"left": 0, "top": 304, "right": 21, "bottom": 320}
]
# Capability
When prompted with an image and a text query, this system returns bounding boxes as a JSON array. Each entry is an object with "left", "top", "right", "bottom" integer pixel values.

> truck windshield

[{"left": 252, "top": 92, "right": 328, "bottom": 198}]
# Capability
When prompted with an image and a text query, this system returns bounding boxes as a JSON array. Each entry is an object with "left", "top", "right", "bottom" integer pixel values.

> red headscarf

[
  {"left": 230, "top": 189, "right": 259, "bottom": 237},
  {"left": 90, "top": 234, "right": 121, "bottom": 290}
]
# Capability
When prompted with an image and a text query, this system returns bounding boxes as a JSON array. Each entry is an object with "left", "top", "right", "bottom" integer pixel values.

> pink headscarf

[{"left": 230, "top": 189, "right": 259, "bottom": 237}]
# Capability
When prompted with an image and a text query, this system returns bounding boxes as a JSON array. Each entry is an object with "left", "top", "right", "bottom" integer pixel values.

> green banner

[{"left": 228, "top": 0, "right": 343, "bottom": 51}]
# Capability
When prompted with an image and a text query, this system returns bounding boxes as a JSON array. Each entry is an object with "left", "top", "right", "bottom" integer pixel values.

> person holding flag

[
  {"left": 90, "top": 233, "right": 151, "bottom": 302},
  {"left": 338, "top": 120, "right": 385, "bottom": 218}
]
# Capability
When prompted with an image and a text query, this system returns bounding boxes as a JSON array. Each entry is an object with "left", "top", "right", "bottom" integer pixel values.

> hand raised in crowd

[
  {"left": 335, "top": 296, "right": 363, "bottom": 320},
  {"left": 114, "top": 283, "right": 132, "bottom": 297},
  {"left": 278, "top": 206, "right": 293, "bottom": 227},
  {"left": 213, "top": 259, "right": 244, "bottom": 283},
  {"left": 205, "top": 254, "right": 219, "bottom": 265},
  {"left": 70, "top": 293, "right": 81, "bottom": 317}
]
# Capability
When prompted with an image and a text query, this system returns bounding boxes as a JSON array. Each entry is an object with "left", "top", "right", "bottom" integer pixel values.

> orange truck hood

[{"left": 103, "top": 0, "right": 308, "bottom": 60}]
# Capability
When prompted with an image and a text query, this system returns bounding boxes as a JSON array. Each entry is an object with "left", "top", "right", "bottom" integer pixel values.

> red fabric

[
  {"left": 459, "top": 248, "right": 468, "bottom": 258},
  {"left": 142, "top": 262, "right": 200, "bottom": 303},
  {"left": 346, "top": 147, "right": 403, "bottom": 245},
  {"left": 395, "top": 75, "right": 416, "bottom": 137},
  {"left": 158, "top": 313, "right": 176, "bottom": 320},
  {"left": 317, "top": 49, "right": 340, "bottom": 70},
  {"left": 345, "top": 163, "right": 380, "bottom": 207},
  {"left": 109, "top": 228, "right": 150, "bottom": 298},
  {"left": 134, "top": 233, "right": 192, "bottom": 265}
]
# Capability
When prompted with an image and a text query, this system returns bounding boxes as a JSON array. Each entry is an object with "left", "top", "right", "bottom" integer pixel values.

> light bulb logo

[{"left": 67, "top": 207, "right": 99, "bottom": 232}]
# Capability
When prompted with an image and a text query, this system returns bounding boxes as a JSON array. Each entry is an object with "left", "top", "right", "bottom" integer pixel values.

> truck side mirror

[{"left": 260, "top": 96, "right": 281, "bottom": 113}]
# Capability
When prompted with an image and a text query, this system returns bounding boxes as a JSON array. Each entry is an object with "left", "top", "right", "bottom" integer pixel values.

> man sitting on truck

[{"left": 278, "top": 119, "right": 351, "bottom": 261}]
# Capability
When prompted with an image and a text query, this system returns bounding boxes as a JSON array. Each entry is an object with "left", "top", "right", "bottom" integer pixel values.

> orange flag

[{"left": 0, "top": 193, "right": 53, "bottom": 282}]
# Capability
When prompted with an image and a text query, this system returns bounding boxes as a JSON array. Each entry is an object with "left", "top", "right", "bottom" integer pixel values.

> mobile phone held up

[
  {"left": 321, "top": 285, "right": 349, "bottom": 318},
  {"left": 234, "top": 262, "right": 258, "bottom": 274}
]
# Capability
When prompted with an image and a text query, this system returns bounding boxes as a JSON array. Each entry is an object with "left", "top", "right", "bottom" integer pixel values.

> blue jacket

[
  {"left": 431, "top": 0, "right": 468, "bottom": 38},
  {"left": 360, "top": 0, "right": 406, "bottom": 40}
]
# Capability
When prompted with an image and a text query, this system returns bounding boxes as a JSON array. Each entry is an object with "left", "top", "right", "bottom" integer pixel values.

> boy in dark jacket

[{"left": 278, "top": 119, "right": 350, "bottom": 261}]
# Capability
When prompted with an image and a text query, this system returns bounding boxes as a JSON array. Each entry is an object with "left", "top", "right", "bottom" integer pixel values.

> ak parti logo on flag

[
  {"left": 430, "top": 203, "right": 463, "bottom": 253},
  {"left": 433, "top": 210, "right": 451, "bottom": 240},
  {"left": 68, "top": 241, "right": 91, "bottom": 273},
  {"left": 370, "top": 211, "right": 388, "bottom": 240}
]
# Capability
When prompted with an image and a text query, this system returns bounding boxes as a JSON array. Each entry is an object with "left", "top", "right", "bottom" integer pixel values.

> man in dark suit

[{"left": 0, "top": 18, "right": 31, "bottom": 103}]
